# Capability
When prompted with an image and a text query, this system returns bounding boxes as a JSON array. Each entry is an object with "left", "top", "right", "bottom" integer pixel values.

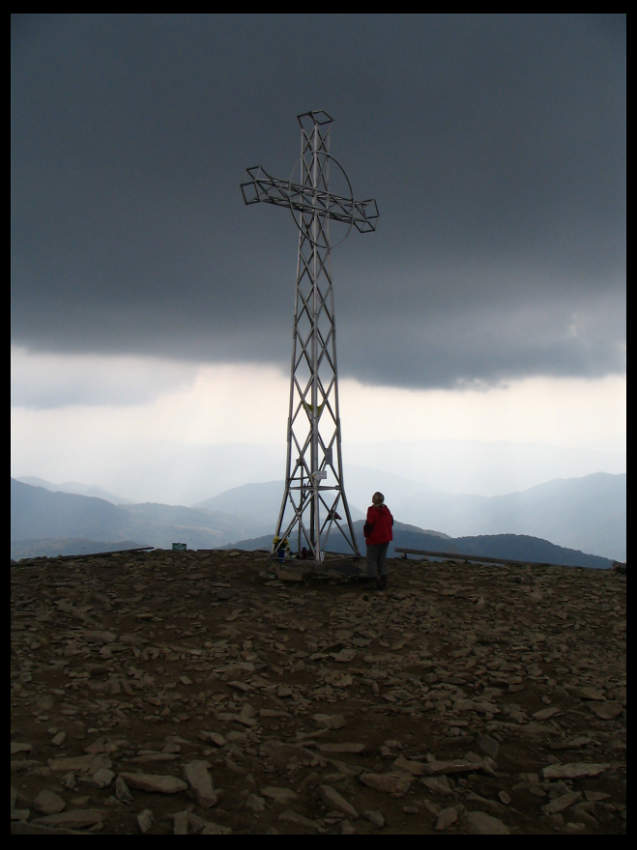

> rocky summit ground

[{"left": 10, "top": 548, "right": 626, "bottom": 835}]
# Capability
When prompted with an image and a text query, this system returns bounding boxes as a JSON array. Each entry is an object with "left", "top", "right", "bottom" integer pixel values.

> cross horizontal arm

[{"left": 240, "top": 165, "right": 379, "bottom": 233}]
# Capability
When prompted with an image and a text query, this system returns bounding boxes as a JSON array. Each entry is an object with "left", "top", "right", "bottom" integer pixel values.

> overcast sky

[{"left": 11, "top": 13, "right": 626, "bottom": 503}]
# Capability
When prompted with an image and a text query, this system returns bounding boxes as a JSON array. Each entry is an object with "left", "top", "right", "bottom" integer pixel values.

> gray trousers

[{"left": 367, "top": 542, "right": 389, "bottom": 578}]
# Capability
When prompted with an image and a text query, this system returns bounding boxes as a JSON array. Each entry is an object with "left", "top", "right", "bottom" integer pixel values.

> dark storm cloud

[{"left": 11, "top": 13, "right": 625, "bottom": 389}]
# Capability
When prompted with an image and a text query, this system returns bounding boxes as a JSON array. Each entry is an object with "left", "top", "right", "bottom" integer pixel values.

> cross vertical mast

[{"left": 241, "top": 110, "right": 379, "bottom": 563}]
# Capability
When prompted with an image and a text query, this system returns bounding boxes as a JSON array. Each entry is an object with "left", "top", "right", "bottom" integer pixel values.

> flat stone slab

[
  {"left": 464, "top": 810, "right": 510, "bottom": 834},
  {"left": 118, "top": 772, "right": 188, "bottom": 794},
  {"left": 34, "top": 809, "right": 105, "bottom": 829},
  {"left": 542, "top": 763, "right": 611, "bottom": 780},
  {"left": 33, "top": 789, "right": 66, "bottom": 814},
  {"left": 319, "top": 784, "right": 358, "bottom": 818},
  {"left": 359, "top": 772, "right": 413, "bottom": 796},
  {"left": 316, "top": 742, "right": 366, "bottom": 754},
  {"left": 183, "top": 760, "right": 218, "bottom": 808},
  {"left": 423, "top": 759, "right": 488, "bottom": 776},
  {"left": 260, "top": 786, "right": 298, "bottom": 804},
  {"left": 48, "top": 755, "right": 111, "bottom": 773}
]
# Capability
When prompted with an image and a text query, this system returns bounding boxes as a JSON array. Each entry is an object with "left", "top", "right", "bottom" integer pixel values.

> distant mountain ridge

[
  {"left": 10, "top": 480, "right": 234, "bottom": 559},
  {"left": 11, "top": 472, "right": 623, "bottom": 566},
  {"left": 16, "top": 469, "right": 624, "bottom": 561},
  {"left": 15, "top": 476, "right": 132, "bottom": 504},
  {"left": 196, "top": 472, "right": 626, "bottom": 562},
  {"left": 225, "top": 520, "right": 614, "bottom": 570},
  {"left": 11, "top": 538, "right": 147, "bottom": 560}
]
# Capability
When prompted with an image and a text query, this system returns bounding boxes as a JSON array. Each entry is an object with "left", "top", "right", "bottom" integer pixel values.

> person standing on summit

[{"left": 364, "top": 491, "right": 394, "bottom": 590}]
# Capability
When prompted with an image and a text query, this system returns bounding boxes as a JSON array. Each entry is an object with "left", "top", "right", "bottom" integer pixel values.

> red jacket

[{"left": 365, "top": 504, "right": 393, "bottom": 544}]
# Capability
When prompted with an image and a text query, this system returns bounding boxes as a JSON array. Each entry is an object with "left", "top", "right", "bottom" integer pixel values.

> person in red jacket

[{"left": 364, "top": 491, "right": 393, "bottom": 590}]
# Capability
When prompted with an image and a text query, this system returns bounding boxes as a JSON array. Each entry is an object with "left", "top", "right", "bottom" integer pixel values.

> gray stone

[
  {"left": 245, "top": 794, "right": 266, "bottom": 812},
  {"left": 261, "top": 786, "right": 298, "bottom": 804},
  {"left": 183, "top": 760, "right": 218, "bottom": 808},
  {"left": 435, "top": 806, "right": 459, "bottom": 830},
  {"left": 173, "top": 810, "right": 190, "bottom": 834},
  {"left": 33, "top": 789, "right": 66, "bottom": 814},
  {"left": 279, "top": 809, "right": 320, "bottom": 830},
  {"left": 476, "top": 734, "right": 500, "bottom": 760},
  {"left": 533, "top": 705, "right": 561, "bottom": 720},
  {"left": 199, "top": 731, "right": 226, "bottom": 747},
  {"left": 359, "top": 772, "right": 412, "bottom": 796},
  {"left": 543, "top": 791, "right": 582, "bottom": 815},
  {"left": 421, "top": 775, "right": 454, "bottom": 795},
  {"left": 571, "top": 686, "right": 606, "bottom": 700},
  {"left": 137, "top": 808, "right": 154, "bottom": 833},
  {"left": 115, "top": 775, "right": 133, "bottom": 802},
  {"left": 200, "top": 821, "right": 232, "bottom": 834},
  {"left": 48, "top": 754, "right": 111, "bottom": 773},
  {"left": 423, "top": 759, "right": 488, "bottom": 776},
  {"left": 542, "top": 762, "right": 611, "bottom": 780},
  {"left": 392, "top": 755, "right": 427, "bottom": 775},
  {"left": 83, "top": 630, "right": 117, "bottom": 643},
  {"left": 589, "top": 702, "right": 623, "bottom": 720},
  {"left": 84, "top": 767, "right": 116, "bottom": 788},
  {"left": 313, "top": 713, "right": 346, "bottom": 729},
  {"left": 319, "top": 784, "right": 358, "bottom": 818},
  {"left": 464, "top": 810, "right": 510, "bottom": 834},
  {"left": 119, "top": 772, "right": 188, "bottom": 794},
  {"left": 317, "top": 742, "right": 366, "bottom": 754},
  {"left": 34, "top": 808, "right": 105, "bottom": 829},
  {"left": 363, "top": 810, "right": 385, "bottom": 827}
]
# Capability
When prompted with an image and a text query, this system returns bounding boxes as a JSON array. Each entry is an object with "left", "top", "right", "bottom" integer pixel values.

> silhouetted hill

[
  {"left": 11, "top": 538, "right": 147, "bottom": 561},
  {"left": 226, "top": 520, "right": 614, "bottom": 570}
]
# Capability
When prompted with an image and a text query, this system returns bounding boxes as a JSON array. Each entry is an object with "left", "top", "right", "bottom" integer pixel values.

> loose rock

[
  {"left": 119, "top": 772, "right": 188, "bottom": 794},
  {"left": 33, "top": 789, "right": 66, "bottom": 815},
  {"left": 319, "top": 784, "right": 358, "bottom": 818},
  {"left": 542, "top": 763, "right": 611, "bottom": 780},
  {"left": 464, "top": 810, "right": 510, "bottom": 834},
  {"left": 10, "top": 549, "right": 626, "bottom": 835},
  {"left": 359, "top": 772, "right": 412, "bottom": 796},
  {"left": 183, "top": 760, "right": 218, "bottom": 808}
]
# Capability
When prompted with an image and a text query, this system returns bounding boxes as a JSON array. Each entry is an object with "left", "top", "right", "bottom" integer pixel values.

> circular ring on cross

[{"left": 286, "top": 153, "right": 355, "bottom": 251}]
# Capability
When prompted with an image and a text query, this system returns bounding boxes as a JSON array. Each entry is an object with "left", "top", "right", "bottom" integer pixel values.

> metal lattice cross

[{"left": 241, "top": 110, "right": 379, "bottom": 563}]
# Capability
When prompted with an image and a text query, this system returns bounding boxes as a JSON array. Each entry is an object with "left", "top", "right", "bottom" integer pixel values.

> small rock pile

[{"left": 10, "top": 549, "right": 626, "bottom": 834}]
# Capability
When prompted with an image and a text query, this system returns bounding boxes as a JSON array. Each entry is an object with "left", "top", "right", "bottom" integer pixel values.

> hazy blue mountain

[
  {"left": 11, "top": 471, "right": 624, "bottom": 565},
  {"left": 199, "top": 472, "right": 625, "bottom": 562},
  {"left": 345, "top": 471, "right": 625, "bottom": 562},
  {"left": 473, "top": 473, "right": 626, "bottom": 561},
  {"left": 121, "top": 502, "right": 253, "bottom": 550},
  {"left": 195, "top": 480, "right": 365, "bottom": 525},
  {"left": 11, "top": 479, "right": 129, "bottom": 541},
  {"left": 14, "top": 475, "right": 133, "bottom": 505},
  {"left": 11, "top": 480, "right": 246, "bottom": 556}
]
